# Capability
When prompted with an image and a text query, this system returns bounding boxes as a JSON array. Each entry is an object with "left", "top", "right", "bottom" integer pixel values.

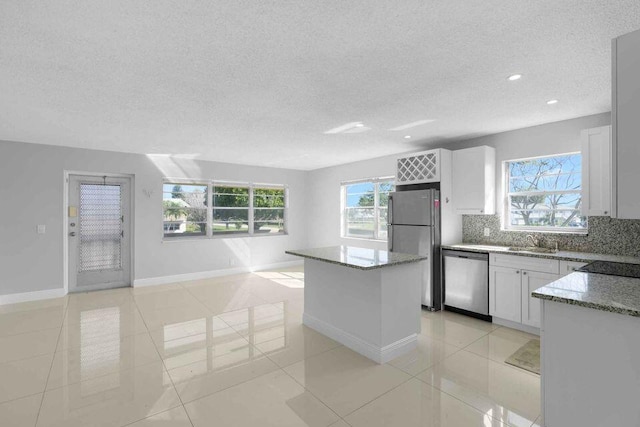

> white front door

[{"left": 68, "top": 175, "right": 132, "bottom": 293}]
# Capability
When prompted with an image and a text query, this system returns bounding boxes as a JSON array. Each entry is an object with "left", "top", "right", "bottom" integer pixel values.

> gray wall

[
  {"left": 306, "top": 155, "right": 397, "bottom": 251},
  {"left": 0, "top": 140, "right": 307, "bottom": 295},
  {"left": 0, "top": 112, "right": 620, "bottom": 297},
  {"left": 305, "top": 113, "right": 612, "bottom": 249},
  {"left": 440, "top": 112, "right": 611, "bottom": 214}
]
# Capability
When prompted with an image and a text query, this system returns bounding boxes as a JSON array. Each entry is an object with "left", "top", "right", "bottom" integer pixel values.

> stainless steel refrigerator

[{"left": 387, "top": 188, "right": 441, "bottom": 310}]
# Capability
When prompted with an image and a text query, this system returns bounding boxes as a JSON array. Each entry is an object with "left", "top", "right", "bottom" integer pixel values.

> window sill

[{"left": 162, "top": 232, "right": 288, "bottom": 243}]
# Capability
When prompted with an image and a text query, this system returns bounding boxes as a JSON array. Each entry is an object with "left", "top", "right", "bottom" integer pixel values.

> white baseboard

[
  {"left": 133, "top": 260, "right": 303, "bottom": 288},
  {"left": 493, "top": 317, "right": 540, "bottom": 336},
  {"left": 0, "top": 288, "right": 67, "bottom": 306},
  {"left": 303, "top": 312, "right": 417, "bottom": 364}
]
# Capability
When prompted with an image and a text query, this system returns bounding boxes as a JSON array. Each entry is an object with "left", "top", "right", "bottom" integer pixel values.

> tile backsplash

[{"left": 462, "top": 215, "right": 640, "bottom": 257}]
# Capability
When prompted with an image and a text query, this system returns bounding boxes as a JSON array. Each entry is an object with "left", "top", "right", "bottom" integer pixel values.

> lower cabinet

[
  {"left": 489, "top": 266, "right": 522, "bottom": 322},
  {"left": 521, "top": 270, "right": 559, "bottom": 328},
  {"left": 489, "top": 254, "right": 562, "bottom": 330}
]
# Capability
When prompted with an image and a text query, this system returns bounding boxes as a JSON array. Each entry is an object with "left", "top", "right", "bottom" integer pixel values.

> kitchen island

[
  {"left": 285, "top": 245, "right": 427, "bottom": 363},
  {"left": 532, "top": 268, "right": 640, "bottom": 426}
]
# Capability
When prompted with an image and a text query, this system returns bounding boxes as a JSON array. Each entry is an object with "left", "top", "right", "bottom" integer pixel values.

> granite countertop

[
  {"left": 532, "top": 272, "right": 640, "bottom": 317},
  {"left": 285, "top": 245, "right": 427, "bottom": 270},
  {"left": 442, "top": 243, "right": 640, "bottom": 264}
]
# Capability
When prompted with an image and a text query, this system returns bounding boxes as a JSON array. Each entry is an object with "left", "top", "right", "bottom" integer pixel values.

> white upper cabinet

[
  {"left": 452, "top": 146, "right": 495, "bottom": 214},
  {"left": 581, "top": 126, "right": 611, "bottom": 216},
  {"left": 612, "top": 28, "right": 640, "bottom": 219}
]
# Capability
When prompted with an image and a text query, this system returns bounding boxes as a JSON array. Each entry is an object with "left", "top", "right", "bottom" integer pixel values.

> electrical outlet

[
  {"left": 484, "top": 227, "right": 491, "bottom": 237},
  {"left": 37, "top": 225, "right": 46, "bottom": 234}
]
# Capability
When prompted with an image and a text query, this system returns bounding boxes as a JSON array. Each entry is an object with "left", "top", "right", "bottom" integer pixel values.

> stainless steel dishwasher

[{"left": 442, "top": 250, "right": 490, "bottom": 321}]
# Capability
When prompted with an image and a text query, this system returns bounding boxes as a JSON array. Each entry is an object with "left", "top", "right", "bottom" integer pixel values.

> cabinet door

[
  {"left": 489, "top": 266, "right": 522, "bottom": 322},
  {"left": 613, "top": 29, "right": 640, "bottom": 219},
  {"left": 581, "top": 126, "right": 611, "bottom": 216},
  {"left": 522, "top": 271, "right": 560, "bottom": 328},
  {"left": 452, "top": 146, "right": 495, "bottom": 214}
]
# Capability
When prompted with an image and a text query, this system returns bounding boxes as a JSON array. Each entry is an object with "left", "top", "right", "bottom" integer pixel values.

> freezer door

[
  {"left": 389, "top": 190, "right": 434, "bottom": 226},
  {"left": 443, "top": 254, "right": 489, "bottom": 315},
  {"left": 390, "top": 225, "right": 434, "bottom": 307}
]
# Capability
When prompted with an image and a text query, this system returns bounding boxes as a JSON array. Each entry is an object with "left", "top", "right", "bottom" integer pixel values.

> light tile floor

[{"left": 0, "top": 266, "right": 541, "bottom": 426}]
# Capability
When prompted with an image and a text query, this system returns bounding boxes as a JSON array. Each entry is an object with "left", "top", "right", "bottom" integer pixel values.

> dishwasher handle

[{"left": 442, "top": 249, "right": 489, "bottom": 261}]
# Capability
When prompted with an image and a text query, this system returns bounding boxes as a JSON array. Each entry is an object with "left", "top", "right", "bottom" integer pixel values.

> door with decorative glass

[{"left": 68, "top": 175, "right": 132, "bottom": 292}]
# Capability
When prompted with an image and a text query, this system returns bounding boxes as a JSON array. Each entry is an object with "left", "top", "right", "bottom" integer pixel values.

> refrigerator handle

[
  {"left": 388, "top": 195, "right": 393, "bottom": 226},
  {"left": 388, "top": 225, "right": 393, "bottom": 251}
]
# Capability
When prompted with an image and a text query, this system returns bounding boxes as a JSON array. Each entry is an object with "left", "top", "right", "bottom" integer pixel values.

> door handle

[{"left": 69, "top": 232, "right": 76, "bottom": 237}]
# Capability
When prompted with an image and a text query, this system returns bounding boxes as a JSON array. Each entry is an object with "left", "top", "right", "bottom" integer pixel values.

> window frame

[
  {"left": 503, "top": 152, "right": 587, "bottom": 234},
  {"left": 340, "top": 176, "right": 395, "bottom": 241},
  {"left": 162, "top": 179, "right": 288, "bottom": 241}
]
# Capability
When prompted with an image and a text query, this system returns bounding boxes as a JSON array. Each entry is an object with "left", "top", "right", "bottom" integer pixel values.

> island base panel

[
  {"left": 302, "top": 259, "right": 422, "bottom": 364},
  {"left": 541, "top": 300, "right": 640, "bottom": 426}
]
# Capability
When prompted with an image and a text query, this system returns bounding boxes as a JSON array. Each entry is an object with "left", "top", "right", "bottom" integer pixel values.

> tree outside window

[{"left": 506, "top": 153, "right": 586, "bottom": 231}]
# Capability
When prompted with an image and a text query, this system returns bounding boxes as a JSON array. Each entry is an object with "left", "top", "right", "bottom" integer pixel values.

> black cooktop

[{"left": 577, "top": 261, "right": 640, "bottom": 279}]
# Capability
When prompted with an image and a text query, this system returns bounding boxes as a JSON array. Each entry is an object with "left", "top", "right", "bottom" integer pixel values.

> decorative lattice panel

[
  {"left": 79, "top": 184, "right": 122, "bottom": 272},
  {"left": 396, "top": 151, "right": 439, "bottom": 184}
]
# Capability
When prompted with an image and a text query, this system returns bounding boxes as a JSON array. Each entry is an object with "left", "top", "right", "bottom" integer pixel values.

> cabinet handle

[
  {"left": 604, "top": 211, "right": 608, "bottom": 215},
  {"left": 515, "top": 270, "right": 520, "bottom": 274},
  {"left": 523, "top": 271, "right": 527, "bottom": 275}
]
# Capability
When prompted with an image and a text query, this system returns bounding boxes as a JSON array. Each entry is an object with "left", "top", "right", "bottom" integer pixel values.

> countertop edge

[
  {"left": 441, "top": 244, "right": 640, "bottom": 264},
  {"left": 285, "top": 250, "right": 427, "bottom": 270},
  {"left": 532, "top": 291, "right": 640, "bottom": 318}
]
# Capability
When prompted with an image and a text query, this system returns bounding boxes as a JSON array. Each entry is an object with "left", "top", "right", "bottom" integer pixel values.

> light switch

[{"left": 37, "top": 225, "right": 46, "bottom": 234}]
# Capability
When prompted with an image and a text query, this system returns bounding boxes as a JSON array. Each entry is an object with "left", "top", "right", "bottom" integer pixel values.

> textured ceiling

[{"left": 1, "top": 1, "right": 639, "bottom": 170}]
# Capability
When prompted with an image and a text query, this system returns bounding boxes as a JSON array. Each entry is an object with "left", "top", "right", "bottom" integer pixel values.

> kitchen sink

[{"left": 508, "top": 246, "right": 558, "bottom": 254}]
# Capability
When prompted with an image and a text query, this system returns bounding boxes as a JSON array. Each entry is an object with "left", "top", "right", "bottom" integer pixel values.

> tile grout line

[
  {"left": 130, "top": 287, "right": 196, "bottom": 427},
  {"left": 33, "top": 297, "right": 70, "bottom": 427}
]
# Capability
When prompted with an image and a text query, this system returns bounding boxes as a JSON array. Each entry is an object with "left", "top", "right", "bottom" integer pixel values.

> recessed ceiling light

[
  {"left": 404, "top": 135, "right": 411, "bottom": 139},
  {"left": 508, "top": 74, "right": 522, "bottom": 81},
  {"left": 355, "top": 123, "right": 364, "bottom": 127},
  {"left": 547, "top": 99, "right": 559, "bottom": 105}
]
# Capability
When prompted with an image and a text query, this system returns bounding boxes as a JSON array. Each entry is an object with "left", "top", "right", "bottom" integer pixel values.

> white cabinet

[
  {"left": 489, "top": 265, "right": 522, "bottom": 322},
  {"left": 612, "top": 28, "right": 640, "bottom": 219},
  {"left": 452, "top": 146, "right": 496, "bottom": 214},
  {"left": 581, "top": 126, "right": 611, "bottom": 216},
  {"left": 490, "top": 254, "right": 561, "bottom": 331},
  {"left": 396, "top": 149, "right": 449, "bottom": 185},
  {"left": 521, "top": 270, "right": 558, "bottom": 328}
]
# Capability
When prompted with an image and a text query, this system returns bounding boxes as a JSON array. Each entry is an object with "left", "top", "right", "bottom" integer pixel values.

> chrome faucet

[{"left": 526, "top": 234, "right": 539, "bottom": 247}]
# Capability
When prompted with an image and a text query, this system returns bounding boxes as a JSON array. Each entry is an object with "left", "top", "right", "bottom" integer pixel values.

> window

[
  {"left": 253, "top": 187, "right": 286, "bottom": 234},
  {"left": 163, "top": 183, "right": 208, "bottom": 238},
  {"left": 163, "top": 181, "right": 287, "bottom": 239},
  {"left": 341, "top": 177, "right": 394, "bottom": 240},
  {"left": 213, "top": 185, "right": 249, "bottom": 235},
  {"left": 505, "top": 153, "right": 586, "bottom": 232}
]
